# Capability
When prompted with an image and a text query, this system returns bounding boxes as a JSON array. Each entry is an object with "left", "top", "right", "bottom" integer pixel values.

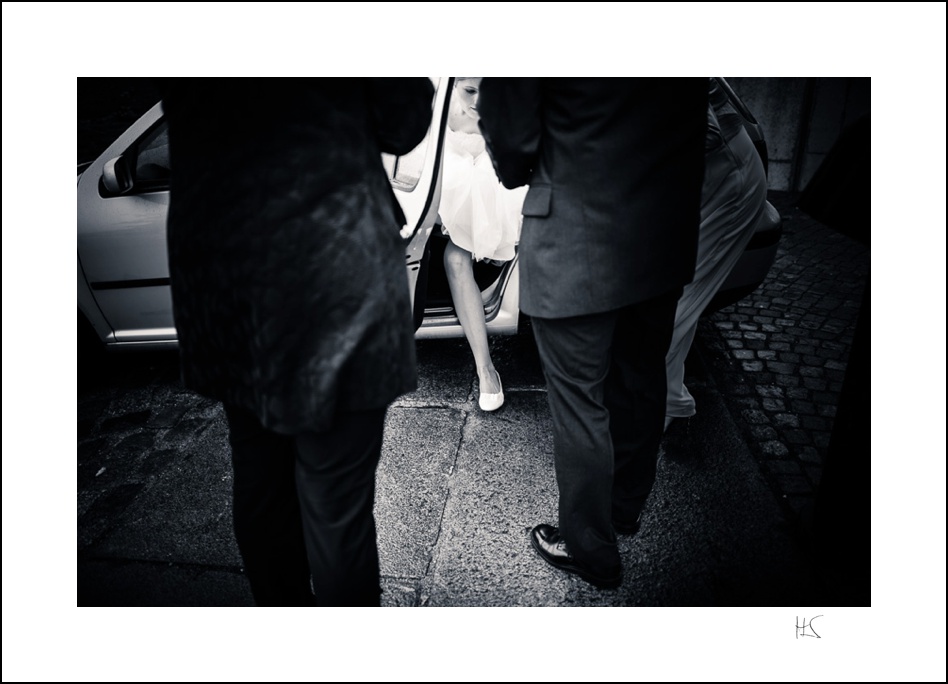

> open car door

[{"left": 382, "top": 77, "right": 452, "bottom": 330}]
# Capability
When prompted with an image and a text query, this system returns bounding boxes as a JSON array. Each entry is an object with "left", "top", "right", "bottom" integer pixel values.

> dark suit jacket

[
  {"left": 477, "top": 78, "right": 708, "bottom": 318},
  {"left": 161, "top": 78, "right": 434, "bottom": 433}
]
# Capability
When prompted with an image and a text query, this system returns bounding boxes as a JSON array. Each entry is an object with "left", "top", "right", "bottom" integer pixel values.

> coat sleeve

[
  {"left": 476, "top": 78, "right": 542, "bottom": 189},
  {"left": 366, "top": 78, "right": 435, "bottom": 156}
]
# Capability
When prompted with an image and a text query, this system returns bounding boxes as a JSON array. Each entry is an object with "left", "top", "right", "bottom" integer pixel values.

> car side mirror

[{"left": 101, "top": 155, "right": 133, "bottom": 195}]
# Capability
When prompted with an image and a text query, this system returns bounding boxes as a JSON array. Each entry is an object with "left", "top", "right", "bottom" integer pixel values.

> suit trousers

[
  {"left": 531, "top": 289, "right": 682, "bottom": 574},
  {"left": 224, "top": 404, "right": 387, "bottom": 607},
  {"left": 666, "top": 129, "right": 766, "bottom": 421}
]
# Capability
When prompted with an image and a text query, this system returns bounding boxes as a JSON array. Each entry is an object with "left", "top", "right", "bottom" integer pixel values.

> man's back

[
  {"left": 478, "top": 78, "right": 708, "bottom": 318},
  {"left": 161, "top": 78, "right": 433, "bottom": 433}
]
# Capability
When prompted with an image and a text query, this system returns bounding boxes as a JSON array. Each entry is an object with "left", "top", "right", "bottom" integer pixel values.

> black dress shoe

[{"left": 529, "top": 524, "right": 622, "bottom": 590}]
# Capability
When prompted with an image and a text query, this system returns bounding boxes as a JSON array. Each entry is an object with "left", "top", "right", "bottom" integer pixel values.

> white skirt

[{"left": 438, "top": 129, "right": 527, "bottom": 263}]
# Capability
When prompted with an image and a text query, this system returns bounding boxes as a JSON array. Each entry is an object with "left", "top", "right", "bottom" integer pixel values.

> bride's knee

[{"left": 443, "top": 242, "right": 472, "bottom": 274}]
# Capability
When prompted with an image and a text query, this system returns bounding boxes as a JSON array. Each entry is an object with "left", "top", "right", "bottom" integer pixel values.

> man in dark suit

[
  {"left": 161, "top": 78, "right": 434, "bottom": 606},
  {"left": 477, "top": 78, "right": 708, "bottom": 588}
]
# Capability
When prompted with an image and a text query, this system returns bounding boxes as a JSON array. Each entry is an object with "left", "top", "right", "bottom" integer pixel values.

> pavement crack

[{"left": 419, "top": 409, "right": 468, "bottom": 594}]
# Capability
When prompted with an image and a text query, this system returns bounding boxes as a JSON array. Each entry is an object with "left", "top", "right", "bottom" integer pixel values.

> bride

[{"left": 439, "top": 77, "right": 527, "bottom": 411}]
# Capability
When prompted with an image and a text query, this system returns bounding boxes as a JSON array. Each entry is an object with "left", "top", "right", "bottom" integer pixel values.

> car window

[
  {"left": 133, "top": 121, "right": 171, "bottom": 189},
  {"left": 127, "top": 79, "right": 437, "bottom": 195},
  {"left": 381, "top": 77, "right": 440, "bottom": 192}
]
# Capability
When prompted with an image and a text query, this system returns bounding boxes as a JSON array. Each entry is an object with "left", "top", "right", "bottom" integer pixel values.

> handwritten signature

[{"left": 796, "top": 615, "right": 822, "bottom": 639}]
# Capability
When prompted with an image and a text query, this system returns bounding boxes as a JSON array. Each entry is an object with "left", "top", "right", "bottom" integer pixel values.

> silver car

[{"left": 78, "top": 77, "right": 781, "bottom": 352}]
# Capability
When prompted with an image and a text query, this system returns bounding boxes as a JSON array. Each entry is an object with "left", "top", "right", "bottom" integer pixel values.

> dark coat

[
  {"left": 477, "top": 78, "right": 708, "bottom": 318},
  {"left": 162, "top": 78, "right": 434, "bottom": 434}
]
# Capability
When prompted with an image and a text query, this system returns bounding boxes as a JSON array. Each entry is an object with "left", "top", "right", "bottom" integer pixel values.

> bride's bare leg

[{"left": 444, "top": 240, "right": 501, "bottom": 394}]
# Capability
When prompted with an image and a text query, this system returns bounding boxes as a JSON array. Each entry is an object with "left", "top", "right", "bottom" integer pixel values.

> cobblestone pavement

[{"left": 693, "top": 189, "right": 869, "bottom": 533}]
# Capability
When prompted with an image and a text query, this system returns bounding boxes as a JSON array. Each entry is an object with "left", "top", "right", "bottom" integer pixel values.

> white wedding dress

[{"left": 438, "top": 127, "right": 527, "bottom": 263}]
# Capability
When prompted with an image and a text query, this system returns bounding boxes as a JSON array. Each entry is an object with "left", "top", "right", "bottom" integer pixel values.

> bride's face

[{"left": 454, "top": 78, "right": 482, "bottom": 123}]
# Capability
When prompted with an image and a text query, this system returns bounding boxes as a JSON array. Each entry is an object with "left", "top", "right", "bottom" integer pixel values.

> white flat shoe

[{"left": 478, "top": 373, "right": 504, "bottom": 412}]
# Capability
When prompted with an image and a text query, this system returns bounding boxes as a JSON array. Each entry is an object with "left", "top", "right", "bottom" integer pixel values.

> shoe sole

[{"left": 530, "top": 533, "right": 622, "bottom": 590}]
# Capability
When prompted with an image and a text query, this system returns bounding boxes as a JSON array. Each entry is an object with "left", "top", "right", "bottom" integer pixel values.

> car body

[{"left": 78, "top": 77, "right": 781, "bottom": 352}]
